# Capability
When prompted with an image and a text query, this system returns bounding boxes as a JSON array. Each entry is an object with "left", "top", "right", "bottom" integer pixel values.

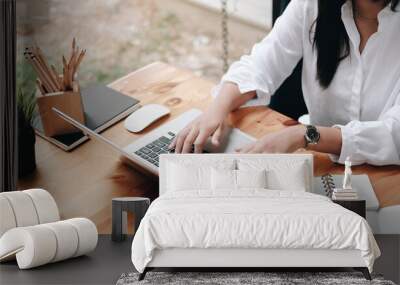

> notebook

[
  {"left": 33, "top": 84, "right": 140, "bottom": 151},
  {"left": 313, "top": 174, "right": 379, "bottom": 210}
]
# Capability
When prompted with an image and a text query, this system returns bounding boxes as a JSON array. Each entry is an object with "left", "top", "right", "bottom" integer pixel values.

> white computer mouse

[{"left": 124, "top": 104, "right": 171, "bottom": 133}]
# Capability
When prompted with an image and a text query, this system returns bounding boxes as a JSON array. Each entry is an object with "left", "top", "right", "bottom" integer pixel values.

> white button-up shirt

[{"left": 215, "top": 0, "right": 400, "bottom": 166}]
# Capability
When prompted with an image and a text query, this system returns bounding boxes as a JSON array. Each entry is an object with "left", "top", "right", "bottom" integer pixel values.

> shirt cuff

[
  {"left": 328, "top": 124, "right": 362, "bottom": 165},
  {"left": 211, "top": 81, "right": 271, "bottom": 108}
]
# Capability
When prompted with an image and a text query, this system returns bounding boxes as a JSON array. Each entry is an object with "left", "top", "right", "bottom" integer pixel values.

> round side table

[{"left": 112, "top": 197, "right": 150, "bottom": 242}]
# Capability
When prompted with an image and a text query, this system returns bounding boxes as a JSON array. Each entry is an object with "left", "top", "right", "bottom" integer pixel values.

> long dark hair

[{"left": 313, "top": 0, "right": 399, "bottom": 88}]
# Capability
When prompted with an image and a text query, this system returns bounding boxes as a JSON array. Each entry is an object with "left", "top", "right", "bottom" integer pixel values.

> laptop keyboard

[
  {"left": 134, "top": 132, "right": 176, "bottom": 167},
  {"left": 134, "top": 131, "right": 208, "bottom": 167}
]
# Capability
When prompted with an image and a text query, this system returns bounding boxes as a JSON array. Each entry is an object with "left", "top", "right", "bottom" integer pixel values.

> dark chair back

[{"left": 269, "top": 0, "right": 308, "bottom": 120}]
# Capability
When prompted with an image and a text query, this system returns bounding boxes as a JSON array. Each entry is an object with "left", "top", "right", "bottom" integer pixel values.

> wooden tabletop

[{"left": 18, "top": 62, "right": 400, "bottom": 233}]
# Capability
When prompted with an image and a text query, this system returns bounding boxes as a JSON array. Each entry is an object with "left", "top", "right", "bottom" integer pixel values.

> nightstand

[
  {"left": 112, "top": 197, "right": 150, "bottom": 242},
  {"left": 333, "top": 200, "right": 366, "bottom": 218}
]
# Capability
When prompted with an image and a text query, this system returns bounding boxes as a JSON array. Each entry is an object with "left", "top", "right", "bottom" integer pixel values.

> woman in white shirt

[{"left": 170, "top": 0, "right": 400, "bottom": 166}]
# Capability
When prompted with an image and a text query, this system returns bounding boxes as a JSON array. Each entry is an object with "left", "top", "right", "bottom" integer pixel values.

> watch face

[
  {"left": 308, "top": 129, "right": 319, "bottom": 141},
  {"left": 306, "top": 126, "right": 320, "bottom": 143}
]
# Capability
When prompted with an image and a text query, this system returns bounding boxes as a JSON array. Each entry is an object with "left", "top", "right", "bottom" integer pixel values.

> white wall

[{"left": 187, "top": 0, "right": 272, "bottom": 29}]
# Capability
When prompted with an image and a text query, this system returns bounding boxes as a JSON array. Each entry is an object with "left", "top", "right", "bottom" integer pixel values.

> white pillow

[
  {"left": 267, "top": 166, "right": 307, "bottom": 191},
  {"left": 236, "top": 169, "right": 267, "bottom": 189},
  {"left": 166, "top": 160, "right": 235, "bottom": 192},
  {"left": 167, "top": 163, "right": 210, "bottom": 191},
  {"left": 211, "top": 168, "right": 236, "bottom": 190},
  {"left": 211, "top": 168, "right": 267, "bottom": 190},
  {"left": 237, "top": 159, "right": 308, "bottom": 191}
]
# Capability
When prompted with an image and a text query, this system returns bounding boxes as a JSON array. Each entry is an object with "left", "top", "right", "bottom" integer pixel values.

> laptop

[{"left": 53, "top": 108, "right": 256, "bottom": 175}]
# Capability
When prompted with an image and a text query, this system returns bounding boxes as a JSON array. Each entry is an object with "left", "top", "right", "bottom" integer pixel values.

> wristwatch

[{"left": 304, "top": 125, "right": 320, "bottom": 147}]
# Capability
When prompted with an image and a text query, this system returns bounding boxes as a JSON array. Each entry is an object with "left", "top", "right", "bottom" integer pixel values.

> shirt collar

[
  {"left": 341, "top": 0, "right": 397, "bottom": 44},
  {"left": 341, "top": 1, "right": 359, "bottom": 50},
  {"left": 341, "top": 0, "right": 353, "bottom": 17},
  {"left": 378, "top": 3, "right": 396, "bottom": 20},
  {"left": 341, "top": 0, "right": 396, "bottom": 21}
]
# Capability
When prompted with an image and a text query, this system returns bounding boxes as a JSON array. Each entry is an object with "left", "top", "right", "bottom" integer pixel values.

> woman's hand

[
  {"left": 236, "top": 125, "right": 306, "bottom": 153},
  {"left": 169, "top": 109, "right": 228, "bottom": 153},
  {"left": 169, "top": 82, "right": 257, "bottom": 153}
]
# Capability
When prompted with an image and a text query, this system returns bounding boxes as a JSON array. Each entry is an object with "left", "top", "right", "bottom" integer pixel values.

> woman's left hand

[{"left": 236, "top": 125, "right": 306, "bottom": 153}]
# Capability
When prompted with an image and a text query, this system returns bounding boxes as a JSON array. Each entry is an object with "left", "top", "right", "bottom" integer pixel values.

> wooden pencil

[
  {"left": 27, "top": 48, "right": 59, "bottom": 92},
  {"left": 32, "top": 55, "right": 58, "bottom": 92},
  {"left": 62, "top": 55, "right": 70, "bottom": 90},
  {"left": 25, "top": 39, "right": 85, "bottom": 93},
  {"left": 35, "top": 46, "right": 60, "bottom": 91},
  {"left": 51, "top": 65, "right": 62, "bottom": 90},
  {"left": 25, "top": 52, "right": 53, "bottom": 93},
  {"left": 74, "top": 49, "right": 86, "bottom": 75},
  {"left": 36, "top": 78, "right": 46, "bottom": 95},
  {"left": 68, "top": 50, "right": 77, "bottom": 87}
]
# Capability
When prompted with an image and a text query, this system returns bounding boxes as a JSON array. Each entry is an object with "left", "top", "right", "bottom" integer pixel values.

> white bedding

[{"left": 131, "top": 190, "right": 380, "bottom": 273}]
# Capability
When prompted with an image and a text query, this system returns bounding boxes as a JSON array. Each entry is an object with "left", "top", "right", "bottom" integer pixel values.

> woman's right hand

[
  {"left": 169, "top": 82, "right": 256, "bottom": 153},
  {"left": 169, "top": 109, "right": 228, "bottom": 153}
]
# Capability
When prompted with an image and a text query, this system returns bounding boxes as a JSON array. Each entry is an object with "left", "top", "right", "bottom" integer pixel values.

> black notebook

[{"left": 33, "top": 84, "right": 140, "bottom": 151}]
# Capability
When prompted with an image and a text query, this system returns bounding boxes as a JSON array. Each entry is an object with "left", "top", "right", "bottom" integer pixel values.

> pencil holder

[{"left": 36, "top": 81, "right": 85, "bottom": 137}]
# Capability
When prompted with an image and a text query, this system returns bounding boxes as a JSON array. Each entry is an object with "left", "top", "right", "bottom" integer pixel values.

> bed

[{"left": 131, "top": 154, "right": 380, "bottom": 281}]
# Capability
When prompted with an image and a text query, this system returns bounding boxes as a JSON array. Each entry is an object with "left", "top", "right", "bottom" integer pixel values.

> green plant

[
  {"left": 17, "top": 88, "right": 36, "bottom": 126},
  {"left": 16, "top": 59, "right": 38, "bottom": 177},
  {"left": 16, "top": 60, "right": 36, "bottom": 96},
  {"left": 16, "top": 60, "right": 37, "bottom": 126}
]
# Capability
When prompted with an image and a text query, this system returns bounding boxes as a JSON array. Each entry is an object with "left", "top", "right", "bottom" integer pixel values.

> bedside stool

[
  {"left": 112, "top": 197, "right": 150, "bottom": 242},
  {"left": 333, "top": 200, "right": 366, "bottom": 218}
]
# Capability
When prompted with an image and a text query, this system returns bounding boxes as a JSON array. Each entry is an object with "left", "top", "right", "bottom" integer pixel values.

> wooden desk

[{"left": 18, "top": 62, "right": 400, "bottom": 233}]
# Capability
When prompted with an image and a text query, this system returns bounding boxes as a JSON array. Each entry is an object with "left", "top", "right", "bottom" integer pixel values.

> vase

[{"left": 18, "top": 124, "right": 36, "bottom": 178}]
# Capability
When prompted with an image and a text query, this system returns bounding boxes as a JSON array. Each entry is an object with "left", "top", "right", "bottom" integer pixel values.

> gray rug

[{"left": 116, "top": 272, "right": 396, "bottom": 285}]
